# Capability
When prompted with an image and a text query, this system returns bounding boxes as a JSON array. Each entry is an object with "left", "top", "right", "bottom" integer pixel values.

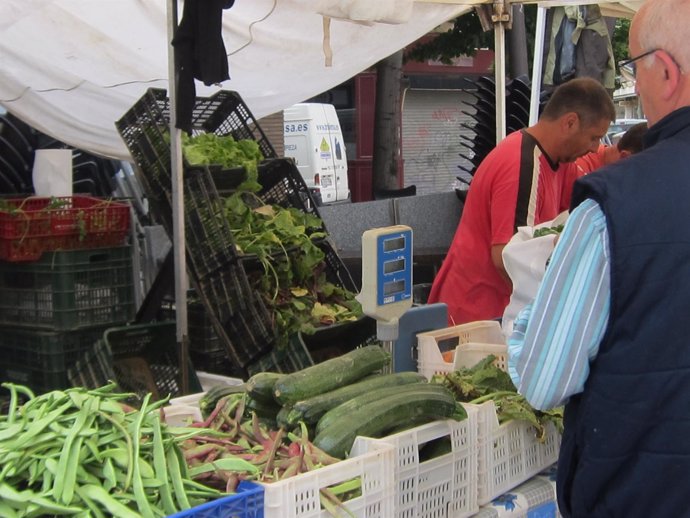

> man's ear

[
  {"left": 619, "top": 149, "right": 632, "bottom": 159},
  {"left": 657, "top": 50, "right": 682, "bottom": 101},
  {"left": 562, "top": 112, "right": 579, "bottom": 132}
]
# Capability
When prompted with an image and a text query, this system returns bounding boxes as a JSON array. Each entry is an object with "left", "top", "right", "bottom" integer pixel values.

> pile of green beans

[{"left": 0, "top": 383, "right": 223, "bottom": 518}]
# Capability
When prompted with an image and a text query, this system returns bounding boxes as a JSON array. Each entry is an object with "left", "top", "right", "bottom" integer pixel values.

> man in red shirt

[{"left": 429, "top": 77, "right": 615, "bottom": 325}]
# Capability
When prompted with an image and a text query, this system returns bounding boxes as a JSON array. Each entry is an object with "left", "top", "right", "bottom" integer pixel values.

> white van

[{"left": 283, "top": 103, "right": 350, "bottom": 205}]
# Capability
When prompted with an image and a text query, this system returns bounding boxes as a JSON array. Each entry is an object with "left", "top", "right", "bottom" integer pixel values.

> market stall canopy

[
  {"left": 0, "top": 0, "right": 479, "bottom": 160},
  {"left": 0, "top": 0, "right": 644, "bottom": 160}
]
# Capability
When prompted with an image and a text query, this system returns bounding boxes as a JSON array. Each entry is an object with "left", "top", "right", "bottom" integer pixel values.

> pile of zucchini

[{"left": 201, "top": 345, "right": 466, "bottom": 459}]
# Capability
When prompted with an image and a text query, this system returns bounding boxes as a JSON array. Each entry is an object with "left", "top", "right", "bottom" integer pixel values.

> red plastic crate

[{"left": 0, "top": 196, "right": 130, "bottom": 261}]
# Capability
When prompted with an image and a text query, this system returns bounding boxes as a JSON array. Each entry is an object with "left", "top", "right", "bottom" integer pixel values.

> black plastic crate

[
  {"left": 319, "top": 237, "right": 358, "bottom": 293},
  {"left": 245, "top": 332, "right": 314, "bottom": 376},
  {"left": 0, "top": 246, "right": 135, "bottom": 330},
  {"left": 192, "top": 263, "right": 254, "bottom": 324},
  {"left": 191, "top": 281, "right": 274, "bottom": 369},
  {"left": 184, "top": 167, "right": 242, "bottom": 278},
  {"left": 68, "top": 339, "right": 114, "bottom": 392},
  {"left": 188, "top": 300, "right": 224, "bottom": 353},
  {"left": 256, "top": 158, "right": 323, "bottom": 222},
  {"left": 0, "top": 325, "right": 110, "bottom": 394},
  {"left": 106, "top": 322, "right": 202, "bottom": 400},
  {"left": 115, "top": 88, "right": 276, "bottom": 194},
  {"left": 189, "top": 349, "right": 242, "bottom": 378}
]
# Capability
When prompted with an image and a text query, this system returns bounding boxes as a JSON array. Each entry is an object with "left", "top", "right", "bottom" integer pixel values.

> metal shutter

[{"left": 401, "top": 89, "right": 475, "bottom": 195}]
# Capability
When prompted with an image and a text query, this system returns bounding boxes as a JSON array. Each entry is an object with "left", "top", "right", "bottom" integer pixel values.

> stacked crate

[
  {"left": 116, "top": 89, "right": 359, "bottom": 375},
  {"left": 0, "top": 196, "right": 133, "bottom": 394}
]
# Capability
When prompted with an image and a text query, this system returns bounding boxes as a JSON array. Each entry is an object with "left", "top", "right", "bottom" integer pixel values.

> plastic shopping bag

[{"left": 501, "top": 211, "right": 569, "bottom": 339}]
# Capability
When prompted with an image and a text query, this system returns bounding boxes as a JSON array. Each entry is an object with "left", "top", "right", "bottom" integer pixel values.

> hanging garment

[{"left": 172, "top": 0, "right": 235, "bottom": 132}]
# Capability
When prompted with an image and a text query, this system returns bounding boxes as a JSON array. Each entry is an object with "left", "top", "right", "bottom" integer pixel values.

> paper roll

[{"left": 32, "top": 149, "right": 73, "bottom": 196}]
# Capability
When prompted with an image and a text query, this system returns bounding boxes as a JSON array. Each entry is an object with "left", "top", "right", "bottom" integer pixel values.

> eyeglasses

[
  {"left": 619, "top": 48, "right": 686, "bottom": 82},
  {"left": 618, "top": 49, "right": 659, "bottom": 82}
]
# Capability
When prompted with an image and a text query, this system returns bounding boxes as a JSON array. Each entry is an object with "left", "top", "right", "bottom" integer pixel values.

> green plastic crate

[
  {"left": 0, "top": 246, "right": 135, "bottom": 330},
  {"left": 0, "top": 324, "right": 109, "bottom": 394}
]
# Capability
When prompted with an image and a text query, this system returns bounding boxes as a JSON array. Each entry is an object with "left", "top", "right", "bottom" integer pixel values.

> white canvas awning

[
  {"left": 0, "top": 1, "right": 643, "bottom": 160},
  {"left": 0, "top": 0, "right": 483, "bottom": 159}
]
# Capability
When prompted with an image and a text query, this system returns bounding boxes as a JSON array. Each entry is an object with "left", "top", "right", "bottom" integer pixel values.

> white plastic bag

[{"left": 501, "top": 211, "right": 569, "bottom": 339}]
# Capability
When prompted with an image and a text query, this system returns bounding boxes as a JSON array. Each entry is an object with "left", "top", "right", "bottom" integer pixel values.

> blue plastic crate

[{"left": 168, "top": 481, "right": 264, "bottom": 518}]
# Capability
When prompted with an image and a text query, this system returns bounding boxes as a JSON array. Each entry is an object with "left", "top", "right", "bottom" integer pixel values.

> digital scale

[{"left": 358, "top": 225, "right": 413, "bottom": 372}]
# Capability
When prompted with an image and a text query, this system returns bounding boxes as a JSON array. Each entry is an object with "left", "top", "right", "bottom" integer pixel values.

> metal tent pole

[
  {"left": 493, "top": 2, "right": 507, "bottom": 143},
  {"left": 530, "top": 6, "right": 548, "bottom": 125},
  {"left": 166, "top": 0, "right": 190, "bottom": 394}
]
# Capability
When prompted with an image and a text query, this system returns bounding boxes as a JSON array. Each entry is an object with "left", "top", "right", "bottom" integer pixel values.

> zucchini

[
  {"left": 246, "top": 372, "right": 284, "bottom": 404},
  {"left": 315, "top": 382, "right": 443, "bottom": 436},
  {"left": 273, "top": 345, "right": 391, "bottom": 405},
  {"left": 285, "top": 371, "right": 426, "bottom": 428},
  {"left": 245, "top": 396, "right": 282, "bottom": 421},
  {"left": 199, "top": 383, "right": 247, "bottom": 418},
  {"left": 276, "top": 405, "right": 293, "bottom": 429},
  {"left": 313, "top": 385, "right": 458, "bottom": 459}
]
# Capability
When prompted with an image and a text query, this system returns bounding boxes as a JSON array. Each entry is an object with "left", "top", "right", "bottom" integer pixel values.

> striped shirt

[{"left": 507, "top": 199, "right": 610, "bottom": 410}]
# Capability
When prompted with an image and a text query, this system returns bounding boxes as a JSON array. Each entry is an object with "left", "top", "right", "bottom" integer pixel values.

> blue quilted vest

[{"left": 559, "top": 107, "right": 690, "bottom": 517}]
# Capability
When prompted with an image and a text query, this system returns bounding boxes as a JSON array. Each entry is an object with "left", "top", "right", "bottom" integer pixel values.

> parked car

[{"left": 606, "top": 118, "right": 647, "bottom": 145}]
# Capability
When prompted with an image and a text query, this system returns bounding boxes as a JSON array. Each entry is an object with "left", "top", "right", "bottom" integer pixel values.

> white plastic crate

[
  {"left": 260, "top": 438, "right": 395, "bottom": 518},
  {"left": 417, "top": 321, "right": 506, "bottom": 379},
  {"left": 470, "top": 401, "right": 561, "bottom": 506},
  {"left": 162, "top": 404, "right": 203, "bottom": 427},
  {"left": 196, "top": 371, "right": 244, "bottom": 392},
  {"left": 359, "top": 414, "right": 480, "bottom": 518}
]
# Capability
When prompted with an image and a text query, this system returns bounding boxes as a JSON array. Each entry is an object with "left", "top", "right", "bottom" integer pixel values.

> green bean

[
  {"left": 0, "top": 500, "right": 19, "bottom": 518},
  {"left": 76, "top": 464, "right": 102, "bottom": 486},
  {"left": 131, "top": 393, "right": 155, "bottom": 518},
  {"left": 54, "top": 398, "right": 93, "bottom": 504},
  {"left": 74, "top": 485, "right": 107, "bottom": 518},
  {"left": 167, "top": 443, "right": 191, "bottom": 510},
  {"left": 8, "top": 401, "right": 73, "bottom": 449},
  {"left": 0, "top": 422, "right": 22, "bottom": 441},
  {"left": 0, "top": 482, "right": 82, "bottom": 514},
  {"left": 1, "top": 382, "right": 35, "bottom": 402},
  {"left": 97, "top": 411, "right": 134, "bottom": 490},
  {"left": 41, "top": 464, "right": 54, "bottom": 494},
  {"left": 188, "top": 457, "right": 260, "bottom": 477},
  {"left": 151, "top": 414, "right": 177, "bottom": 515},
  {"left": 102, "top": 457, "right": 117, "bottom": 492},
  {"left": 79, "top": 484, "right": 141, "bottom": 517},
  {"left": 4, "top": 383, "right": 18, "bottom": 425},
  {"left": 83, "top": 437, "right": 102, "bottom": 463}
]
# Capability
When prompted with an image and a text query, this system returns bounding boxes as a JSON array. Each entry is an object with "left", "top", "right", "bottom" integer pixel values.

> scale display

[
  {"left": 376, "top": 231, "right": 412, "bottom": 306},
  {"left": 358, "top": 225, "right": 413, "bottom": 322}
]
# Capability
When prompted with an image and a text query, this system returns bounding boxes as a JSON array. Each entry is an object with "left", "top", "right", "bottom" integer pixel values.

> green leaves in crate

[
  {"left": 434, "top": 355, "right": 563, "bottom": 440},
  {"left": 182, "top": 133, "right": 264, "bottom": 187},
  {"left": 222, "top": 189, "right": 361, "bottom": 349}
]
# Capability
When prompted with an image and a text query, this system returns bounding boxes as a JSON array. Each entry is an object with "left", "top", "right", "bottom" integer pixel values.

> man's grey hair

[{"left": 636, "top": 0, "right": 690, "bottom": 73}]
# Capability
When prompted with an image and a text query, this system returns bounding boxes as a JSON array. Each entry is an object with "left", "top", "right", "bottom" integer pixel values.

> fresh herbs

[
  {"left": 533, "top": 224, "right": 564, "bottom": 238},
  {"left": 434, "top": 355, "right": 564, "bottom": 439},
  {"left": 221, "top": 191, "right": 361, "bottom": 348}
]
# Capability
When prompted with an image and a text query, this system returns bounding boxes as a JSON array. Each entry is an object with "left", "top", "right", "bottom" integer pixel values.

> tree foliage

[
  {"left": 404, "top": 10, "right": 492, "bottom": 64},
  {"left": 611, "top": 17, "right": 631, "bottom": 64}
]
